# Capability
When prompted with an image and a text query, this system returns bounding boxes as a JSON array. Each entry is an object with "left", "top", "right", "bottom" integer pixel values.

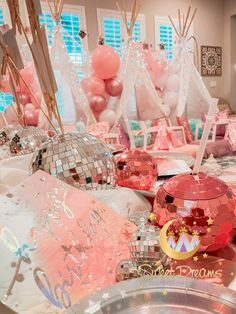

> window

[
  {"left": 0, "top": 1, "right": 13, "bottom": 112},
  {"left": 97, "top": 9, "right": 146, "bottom": 55},
  {"left": 154, "top": 16, "right": 193, "bottom": 60},
  {"left": 39, "top": 4, "right": 87, "bottom": 66}
]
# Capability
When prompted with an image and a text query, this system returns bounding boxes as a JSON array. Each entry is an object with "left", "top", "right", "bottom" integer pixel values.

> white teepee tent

[
  {"left": 114, "top": 0, "right": 169, "bottom": 125},
  {"left": 45, "top": 0, "right": 96, "bottom": 126},
  {"left": 168, "top": 8, "right": 215, "bottom": 121},
  {"left": 168, "top": 8, "right": 219, "bottom": 172}
]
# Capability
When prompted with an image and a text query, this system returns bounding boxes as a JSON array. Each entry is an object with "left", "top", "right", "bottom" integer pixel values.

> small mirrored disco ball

[
  {"left": 153, "top": 172, "right": 236, "bottom": 252},
  {"left": 0, "top": 125, "right": 23, "bottom": 145},
  {"left": 9, "top": 127, "right": 47, "bottom": 156},
  {"left": 129, "top": 223, "right": 164, "bottom": 265},
  {"left": 30, "top": 132, "right": 116, "bottom": 191},
  {"left": 116, "top": 149, "right": 157, "bottom": 191},
  {"left": 116, "top": 259, "right": 139, "bottom": 282}
]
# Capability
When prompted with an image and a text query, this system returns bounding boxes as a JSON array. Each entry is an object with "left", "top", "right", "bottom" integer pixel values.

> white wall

[{"left": 224, "top": 0, "right": 236, "bottom": 111}]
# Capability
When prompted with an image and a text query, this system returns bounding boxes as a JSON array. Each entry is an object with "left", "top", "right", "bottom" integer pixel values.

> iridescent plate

[{"left": 68, "top": 277, "right": 236, "bottom": 314}]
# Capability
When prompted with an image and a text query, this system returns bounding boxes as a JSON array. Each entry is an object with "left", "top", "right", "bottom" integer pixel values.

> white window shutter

[
  {"left": 97, "top": 9, "right": 146, "bottom": 54},
  {"left": 154, "top": 16, "right": 194, "bottom": 60}
]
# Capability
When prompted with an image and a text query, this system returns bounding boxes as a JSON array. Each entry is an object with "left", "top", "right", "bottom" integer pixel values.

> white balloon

[
  {"left": 163, "top": 91, "right": 179, "bottom": 109},
  {"left": 166, "top": 74, "right": 180, "bottom": 92},
  {"left": 99, "top": 109, "right": 116, "bottom": 126}
]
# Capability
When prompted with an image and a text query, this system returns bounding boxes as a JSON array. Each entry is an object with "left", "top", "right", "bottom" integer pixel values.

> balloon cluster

[
  {"left": 81, "top": 45, "right": 123, "bottom": 126},
  {"left": 1, "top": 63, "right": 42, "bottom": 126},
  {"left": 147, "top": 49, "right": 180, "bottom": 112}
]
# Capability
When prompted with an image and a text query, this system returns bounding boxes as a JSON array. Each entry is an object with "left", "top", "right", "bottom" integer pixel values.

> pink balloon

[
  {"left": 30, "top": 91, "right": 42, "bottom": 109},
  {"left": 0, "top": 77, "right": 11, "bottom": 93},
  {"left": 105, "top": 78, "right": 123, "bottom": 97},
  {"left": 24, "top": 106, "right": 38, "bottom": 126},
  {"left": 20, "top": 65, "right": 34, "bottom": 86},
  {"left": 155, "top": 72, "right": 168, "bottom": 88},
  {"left": 99, "top": 109, "right": 116, "bottom": 126},
  {"left": 4, "top": 104, "right": 20, "bottom": 124},
  {"left": 81, "top": 76, "right": 105, "bottom": 95},
  {"left": 163, "top": 91, "right": 179, "bottom": 109},
  {"left": 91, "top": 45, "right": 120, "bottom": 80},
  {"left": 89, "top": 95, "right": 107, "bottom": 113},
  {"left": 24, "top": 103, "right": 35, "bottom": 111},
  {"left": 16, "top": 91, "right": 31, "bottom": 106}
]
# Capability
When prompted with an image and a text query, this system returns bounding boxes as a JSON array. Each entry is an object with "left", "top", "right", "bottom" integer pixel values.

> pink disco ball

[
  {"left": 152, "top": 172, "right": 236, "bottom": 252},
  {"left": 115, "top": 150, "right": 157, "bottom": 191}
]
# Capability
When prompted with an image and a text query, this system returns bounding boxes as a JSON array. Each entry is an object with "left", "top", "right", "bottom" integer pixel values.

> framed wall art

[{"left": 201, "top": 46, "right": 222, "bottom": 76}]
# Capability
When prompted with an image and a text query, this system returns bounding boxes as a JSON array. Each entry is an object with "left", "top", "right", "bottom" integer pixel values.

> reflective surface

[
  {"left": 68, "top": 276, "right": 236, "bottom": 314},
  {"left": 31, "top": 132, "right": 116, "bottom": 190},
  {"left": 153, "top": 173, "right": 236, "bottom": 251},
  {"left": 116, "top": 150, "right": 157, "bottom": 191}
]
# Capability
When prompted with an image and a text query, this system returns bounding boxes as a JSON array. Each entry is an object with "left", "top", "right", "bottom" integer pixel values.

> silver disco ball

[
  {"left": 0, "top": 125, "right": 23, "bottom": 145},
  {"left": 116, "top": 259, "right": 139, "bottom": 282},
  {"left": 129, "top": 223, "right": 164, "bottom": 265},
  {"left": 9, "top": 126, "right": 47, "bottom": 156},
  {"left": 30, "top": 132, "right": 116, "bottom": 190}
]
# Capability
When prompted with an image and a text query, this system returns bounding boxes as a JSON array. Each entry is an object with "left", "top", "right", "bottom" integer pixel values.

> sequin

[
  {"left": 30, "top": 132, "right": 116, "bottom": 191},
  {"left": 152, "top": 172, "right": 236, "bottom": 252},
  {"left": 115, "top": 150, "right": 157, "bottom": 190}
]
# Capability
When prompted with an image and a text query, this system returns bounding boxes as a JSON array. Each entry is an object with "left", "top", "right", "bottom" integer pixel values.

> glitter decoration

[
  {"left": 9, "top": 127, "right": 47, "bottom": 156},
  {"left": 116, "top": 259, "right": 139, "bottom": 282},
  {"left": 129, "top": 223, "right": 165, "bottom": 265},
  {"left": 153, "top": 172, "right": 236, "bottom": 252},
  {"left": 116, "top": 150, "right": 157, "bottom": 191},
  {"left": 0, "top": 125, "right": 23, "bottom": 145},
  {"left": 128, "top": 210, "right": 151, "bottom": 226},
  {"left": 30, "top": 132, "right": 116, "bottom": 190},
  {"left": 0, "top": 130, "right": 8, "bottom": 145}
]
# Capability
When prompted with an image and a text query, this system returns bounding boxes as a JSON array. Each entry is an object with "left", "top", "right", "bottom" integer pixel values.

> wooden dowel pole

[{"left": 182, "top": 6, "right": 191, "bottom": 37}]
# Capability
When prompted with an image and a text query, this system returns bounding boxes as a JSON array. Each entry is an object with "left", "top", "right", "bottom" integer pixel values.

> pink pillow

[
  {"left": 176, "top": 116, "right": 193, "bottom": 143},
  {"left": 204, "top": 139, "right": 232, "bottom": 158}
]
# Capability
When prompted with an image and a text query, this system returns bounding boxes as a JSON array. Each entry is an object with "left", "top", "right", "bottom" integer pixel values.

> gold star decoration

[
  {"left": 149, "top": 213, "right": 156, "bottom": 222},
  {"left": 167, "top": 231, "right": 175, "bottom": 237},
  {"left": 193, "top": 256, "right": 199, "bottom": 262},
  {"left": 192, "top": 230, "right": 200, "bottom": 236},
  {"left": 162, "top": 290, "right": 168, "bottom": 296},
  {"left": 207, "top": 217, "right": 214, "bottom": 226},
  {"left": 203, "top": 253, "right": 208, "bottom": 259},
  {"left": 179, "top": 226, "right": 187, "bottom": 234}
]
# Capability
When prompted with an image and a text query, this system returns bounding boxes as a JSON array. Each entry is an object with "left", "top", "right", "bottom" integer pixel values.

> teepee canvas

[
  {"left": 114, "top": 0, "right": 169, "bottom": 125},
  {"left": 168, "top": 8, "right": 219, "bottom": 172},
  {"left": 46, "top": 0, "right": 96, "bottom": 126},
  {"left": 168, "top": 8, "right": 215, "bottom": 120}
]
